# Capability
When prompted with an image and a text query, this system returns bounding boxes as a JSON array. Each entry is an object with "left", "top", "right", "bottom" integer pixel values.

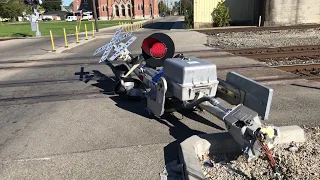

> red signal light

[
  {"left": 142, "top": 37, "right": 167, "bottom": 59},
  {"left": 141, "top": 33, "right": 175, "bottom": 68},
  {"left": 150, "top": 42, "right": 166, "bottom": 58}
]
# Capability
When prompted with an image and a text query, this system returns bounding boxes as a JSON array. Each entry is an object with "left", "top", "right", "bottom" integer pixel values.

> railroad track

[
  {"left": 1, "top": 48, "right": 319, "bottom": 106},
  {"left": 225, "top": 45, "right": 320, "bottom": 61},
  {"left": 194, "top": 24, "right": 320, "bottom": 34},
  {"left": 0, "top": 56, "right": 97, "bottom": 64},
  {"left": 224, "top": 45, "right": 320, "bottom": 81},
  {"left": 0, "top": 63, "right": 319, "bottom": 106},
  {"left": 0, "top": 50, "right": 226, "bottom": 70},
  {"left": 1, "top": 74, "right": 318, "bottom": 106},
  {"left": 0, "top": 89, "right": 114, "bottom": 106},
  {"left": 274, "top": 64, "right": 320, "bottom": 81}
]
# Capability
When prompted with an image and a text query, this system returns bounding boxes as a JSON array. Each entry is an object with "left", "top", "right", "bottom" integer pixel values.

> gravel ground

[
  {"left": 263, "top": 58, "right": 320, "bottom": 66},
  {"left": 200, "top": 126, "right": 320, "bottom": 180},
  {"left": 206, "top": 28, "right": 320, "bottom": 49}
]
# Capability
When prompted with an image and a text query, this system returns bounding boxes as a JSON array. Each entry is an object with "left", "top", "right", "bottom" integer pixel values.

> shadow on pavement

[
  {"left": 159, "top": 110, "right": 225, "bottom": 165},
  {"left": 76, "top": 66, "right": 225, "bottom": 169},
  {"left": 291, "top": 83, "right": 320, "bottom": 90},
  {"left": 11, "top": 33, "right": 32, "bottom": 37},
  {"left": 143, "top": 21, "right": 184, "bottom": 30},
  {"left": 75, "top": 67, "right": 117, "bottom": 94}
]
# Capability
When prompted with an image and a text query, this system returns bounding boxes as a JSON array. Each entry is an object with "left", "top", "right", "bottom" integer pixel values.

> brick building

[{"left": 73, "top": 0, "right": 159, "bottom": 20}]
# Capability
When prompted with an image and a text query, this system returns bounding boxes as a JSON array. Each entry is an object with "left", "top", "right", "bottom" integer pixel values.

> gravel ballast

[
  {"left": 206, "top": 28, "right": 320, "bottom": 49},
  {"left": 200, "top": 126, "right": 320, "bottom": 180},
  {"left": 263, "top": 58, "right": 320, "bottom": 66}
]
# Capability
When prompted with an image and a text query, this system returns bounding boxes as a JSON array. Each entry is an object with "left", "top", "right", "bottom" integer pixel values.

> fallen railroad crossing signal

[
  {"left": 93, "top": 27, "right": 136, "bottom": 63},
  {"left": 92, "top": 28, "right": 285, "bottom": 179}
]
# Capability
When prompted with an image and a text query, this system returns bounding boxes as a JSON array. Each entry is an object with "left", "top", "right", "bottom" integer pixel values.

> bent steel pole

[{"left": 198, "top": 102, "right": 226, "bottom": 120}]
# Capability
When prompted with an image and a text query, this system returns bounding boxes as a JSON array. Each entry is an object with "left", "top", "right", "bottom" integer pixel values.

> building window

[
  {"left": 121, "top": 4, "right": 126, "bottom": 16},
  {"left": 127, "top": 4, "right": 131, "bottom": 17},
  {"left": 115, "top": 5, "right": 120, "bottom": 16},
  {"left": 138, "top": 4, "right": 140, "bottom": 10},
  {"left": 84, "top": 0, "right": 87, "bottom": 2},
  {"left": 103, "top": 6, "right": 105, "bottom": 11}
]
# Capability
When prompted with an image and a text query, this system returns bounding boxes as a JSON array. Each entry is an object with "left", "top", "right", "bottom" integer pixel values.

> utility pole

[
  {"left": 151, "top": 0, "right": 154, "bottom": 22},
  {"left": 142, "top": 0, "right": 145, "bottom": 19},
  {"left": 130, "top": 0, "right": 133, "bottom": 22},
  {"left": 92, "top": 0, "right": 99, "bottom": 32},
  {"left": 179, "top": 0, "right": 181, "bottom": 15},
  {"left": 107, "top": 0, "right": 109, "bottom": 20},
  {"left": 152, "top": 0, "right": 154, "bottom": 19}
]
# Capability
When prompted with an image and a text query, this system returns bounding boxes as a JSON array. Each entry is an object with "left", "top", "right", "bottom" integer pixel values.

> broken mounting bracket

[{"left": 218, "top": 72, "right": 274, "bottom": 121}]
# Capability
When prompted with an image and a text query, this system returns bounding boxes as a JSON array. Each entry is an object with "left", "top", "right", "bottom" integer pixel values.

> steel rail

[{"left": 194, "top": 24, "right": 320, "bottom": 34}]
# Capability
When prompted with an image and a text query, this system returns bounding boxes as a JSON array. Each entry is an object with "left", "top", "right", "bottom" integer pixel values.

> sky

[{"left": 62, "top": 0, "right": 179, "bottom": 8}]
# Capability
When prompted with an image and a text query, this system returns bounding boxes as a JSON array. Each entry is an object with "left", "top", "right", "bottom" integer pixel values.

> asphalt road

[
  {"left": 0, "top": 34, "right": 80, "bottom": 58},
  {"left": 1, "top": 15, "right": 320, "bottom": 179},
  {"left": 0, "top": 16, "right": 221, "bottom": 180}
]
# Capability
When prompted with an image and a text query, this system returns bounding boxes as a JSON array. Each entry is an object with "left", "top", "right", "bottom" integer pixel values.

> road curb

[
  {"left": 99, "top": 19, "right": 151, "bottom": 33},
  {"left": 53, "top": 36, "right": 101, "bottom": 53},
  {"left": 0, "top": 37, "right": 28, "bottom": 41},
  {"left": 179, "top": 125, "right": 305, "bottom": 180}
]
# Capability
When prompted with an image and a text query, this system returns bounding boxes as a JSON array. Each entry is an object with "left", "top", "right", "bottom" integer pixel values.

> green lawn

[{"left": 0, "top": 20, "right": 142, "bottom": 37}]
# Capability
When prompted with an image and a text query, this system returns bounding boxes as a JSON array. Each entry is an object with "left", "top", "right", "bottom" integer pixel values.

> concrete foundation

[
  {"left": 99, "top": 17, "right": 109, "bottom": 20},
  {"left": 264, "top": 0, "right": 320, "bottom": 26},
  {"left": 194, "top": 22, "right": 213, "bottom": 29}
]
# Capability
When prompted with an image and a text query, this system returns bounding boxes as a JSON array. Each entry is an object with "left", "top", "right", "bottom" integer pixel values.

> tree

[
  {"left": 69, "top": 1, "right": 73, "bottom": 8},
  {"left": 42, "top": 0, "right": 62, "bottom": 11},
  {"left": 173, "top": 1, "right": 180, "bottom": 14},
  {"left": 211, "top": 0, "right": 230, "bottom": 27},
  {"left": 158, "top": 1, "right": 166, "bottom": 14},
  {"left": 38, "top": 5, "right": 45, "bottom": 12},
  {"left": 181, "top": 0, "right": 193, "bottom": 28},
  {"left": 0, "top": 0, "right": 28, "bottom": 21}
]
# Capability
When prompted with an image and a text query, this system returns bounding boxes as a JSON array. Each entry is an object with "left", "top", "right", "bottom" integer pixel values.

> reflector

[{"left": 150, "top": 42, "right": 166, "bottom": 58}]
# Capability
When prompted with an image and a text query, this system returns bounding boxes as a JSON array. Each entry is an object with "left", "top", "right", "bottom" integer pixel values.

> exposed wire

[{"left": 258, "top": 136, "right": 282, "bottom": 180}]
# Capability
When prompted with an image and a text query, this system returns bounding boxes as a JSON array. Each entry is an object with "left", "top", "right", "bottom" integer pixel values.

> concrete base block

[
  {"left": 179, "top": 125, "right": 305, "bottom": 180},
  {"left": 274, "top": 125, "right": 306, "bottom": 144}
]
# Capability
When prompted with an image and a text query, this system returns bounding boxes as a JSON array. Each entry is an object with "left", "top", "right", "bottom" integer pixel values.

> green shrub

[
  {"left": 43, "top": 18, "right": 52, "bottom": 21},
  {"left": 110, "top": 13, "right": 115, "bottom": 20},
  {"left": 211, "top": 0, "right": 230, "bottom": 27},
  {"left": 184, "top": 9, "right": 193, "bottom": 28},
  {"left": 183, "top": 0, "right": 193, "bottom": 29},
  {"left": 58, "top": 13, "right": 66, "bottom": 20}
]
